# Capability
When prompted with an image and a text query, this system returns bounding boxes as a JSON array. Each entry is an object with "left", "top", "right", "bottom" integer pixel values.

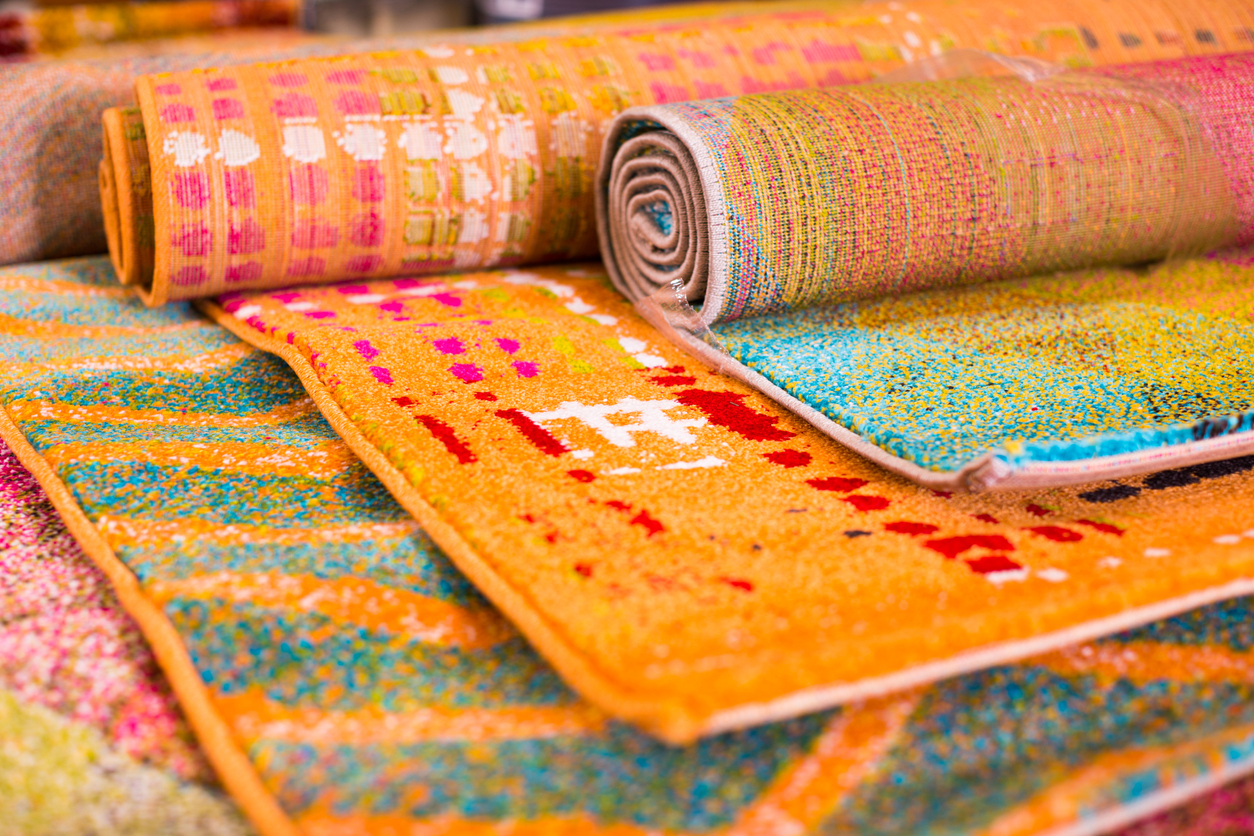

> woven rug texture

[
  {"left": 0, "top": 0, "right": 762, "bottom": 268},
  {"left": 202, "top": 253, "right": 1254, "bottom": 741},
  {"left": 0, "top": 442, "right": 249, "bottom": 835},
  {"left": 98, "top": 0, "right": 1254, "bottom": 302},
  {"left": 2, "top": 0, "right": 1250, "bottom": 832},
  {"left": 4, "top": 252, "right": 1254, "bottom": 836}
]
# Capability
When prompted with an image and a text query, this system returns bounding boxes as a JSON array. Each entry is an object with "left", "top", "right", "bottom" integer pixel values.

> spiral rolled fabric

[
  {"left": 98, "top": 0, "right": 1254, "bottom": 304},
  {"left": 598, "top": 53, "right": 1254, "bottom": 490},
  {"left": 599, "top": 57, "right": 1254, "bottom": 323}
]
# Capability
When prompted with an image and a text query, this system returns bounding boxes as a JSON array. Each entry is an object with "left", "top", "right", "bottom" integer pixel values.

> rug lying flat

[
  {"left": 0, "top": 444, "right": 249, "bottom": 834},
  {"left": 201, "top": 256, "right": 1254, "bottom": 741},
  {"left": 11, "top": 256, "right": 1254, "bottom": 836},
  {"left": 98, "top": 0, "right": 1254, "bottom": 302},
  {"left": 598, "top": 54, "right": 1254, "bottom": 490}
]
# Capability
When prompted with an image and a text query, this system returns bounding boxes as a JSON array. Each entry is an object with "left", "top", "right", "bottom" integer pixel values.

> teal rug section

[{"left": 713, "top": 251, "right": 1254, "bottom": 473}]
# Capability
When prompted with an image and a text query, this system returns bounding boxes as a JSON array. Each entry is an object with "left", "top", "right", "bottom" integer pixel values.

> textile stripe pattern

[
  {"left": 1, "top": 0, "right": 829, "bottom": 269},
  {"left": 0, "top": 37, "right": 341, "bottom": 269},
  {"left": 4, "top": 253, "right": 1254, "bottom": 836},
  {"left": 100, "top": 0, "right": 1254, "bottom": 302}
]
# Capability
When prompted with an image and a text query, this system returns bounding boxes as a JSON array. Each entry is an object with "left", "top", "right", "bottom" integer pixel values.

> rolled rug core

[{"left": 600, "top": 129, "right": 709, "bottom": 305}]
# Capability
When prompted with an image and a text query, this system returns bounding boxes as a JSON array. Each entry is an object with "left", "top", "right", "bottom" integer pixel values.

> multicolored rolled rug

[
  {"left": 97, "top": 0, "right": 1254, "bottom": 302},
  {"left": 1, "top": 0, "right": 768, "bottom": 268},
  {"left": 596, "top": 53, "right": 1254, "bottom": 489},
  {"left": 4, "top": 253, "right": 1254, "bottom": 836}
]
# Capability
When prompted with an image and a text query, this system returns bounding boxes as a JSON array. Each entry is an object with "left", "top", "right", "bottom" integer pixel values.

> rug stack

[{"left": 4, "top": 1, "right": 1254, "bottom": 834}]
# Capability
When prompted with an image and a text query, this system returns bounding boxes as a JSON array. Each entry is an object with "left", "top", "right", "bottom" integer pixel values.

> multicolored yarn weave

[
  {"left": 0, "top": 443, "right": 248, "bottom": 834},
  {"left": 98, "top": 0, "right": 1254, "bottom": 302},
  {"left": 7, "top": 253, "right": 1254, "bottom": 836},
  {"left": 596, "top": 54, "right": 1254, "bottom": 488},
  {"left": 602, "top": 55, "right": 1254, "bottom": 320}
]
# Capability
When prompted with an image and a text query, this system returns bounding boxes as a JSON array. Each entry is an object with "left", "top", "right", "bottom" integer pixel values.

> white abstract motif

[
  {"left": 434, "top": 66, "right": 470, "bottom": 85},
  {"left": 502, "top": 271, "right": 574, "bottom": 297},
  {"left": 215, "top": 129, "right": 260, "bottom": 167},
  {"left": 551, "top": 113, "right": 588, "bottom": 158},
  {"left": 163, "top": 131, "right": 210, "bottom": 167},
  {"left": 446, "top": 89, "right": 485, "bottom": 120},
  {"left": 399, "top": 121, "right": 443, "bottom": 161},
  {"left": 420, "top": 45, "right": 455, "bottom": 58},
  {"left": 526, "top": 398, "right": 706, "bottom": 447},
  {"left": 458, "top": 209, "right": 490, "bottom": 244},
  {"left": 497, "top": 116, "right": 538, "bottom": 160},
  {"left": 335, "top": 123, "right": 387, "bottom": 161},
  {"left": 984, "top": 566, "right": 1029, "bottom": 585},
  {"left": 444, "top": 121, "right": 489, "bottom": 160},
  {"left": 281, "top": 124, "right": 327, "bottom": 163},
  {"left": 616, "top": 336, "right": 666, "bottom": 368},
  {"left": 660, "top": 456, "right": 726, "bottom": 470},
  {"left": 457, "top": 162, "right": 493, "bottom": 202}
]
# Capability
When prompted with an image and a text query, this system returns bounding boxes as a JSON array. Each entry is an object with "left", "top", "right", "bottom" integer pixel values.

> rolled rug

[
  {"left": 3, "top": 0, "right": 793, "bottom": 270},
  {"left": 97, "top": 0, "right": 1254, "bottom": 304},
  {"left": 598, "top": 53, "right": 1254, "bottom": 490}
]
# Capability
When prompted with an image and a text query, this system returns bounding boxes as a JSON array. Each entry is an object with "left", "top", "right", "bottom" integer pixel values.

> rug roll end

[{"left": 100, "top": 106, "right": 156, "bottom": 294}]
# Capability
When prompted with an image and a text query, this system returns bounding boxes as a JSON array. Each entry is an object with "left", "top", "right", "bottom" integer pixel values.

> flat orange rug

[{"left": 205, "top": 257, "right": 1254, "bottom": 741}]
